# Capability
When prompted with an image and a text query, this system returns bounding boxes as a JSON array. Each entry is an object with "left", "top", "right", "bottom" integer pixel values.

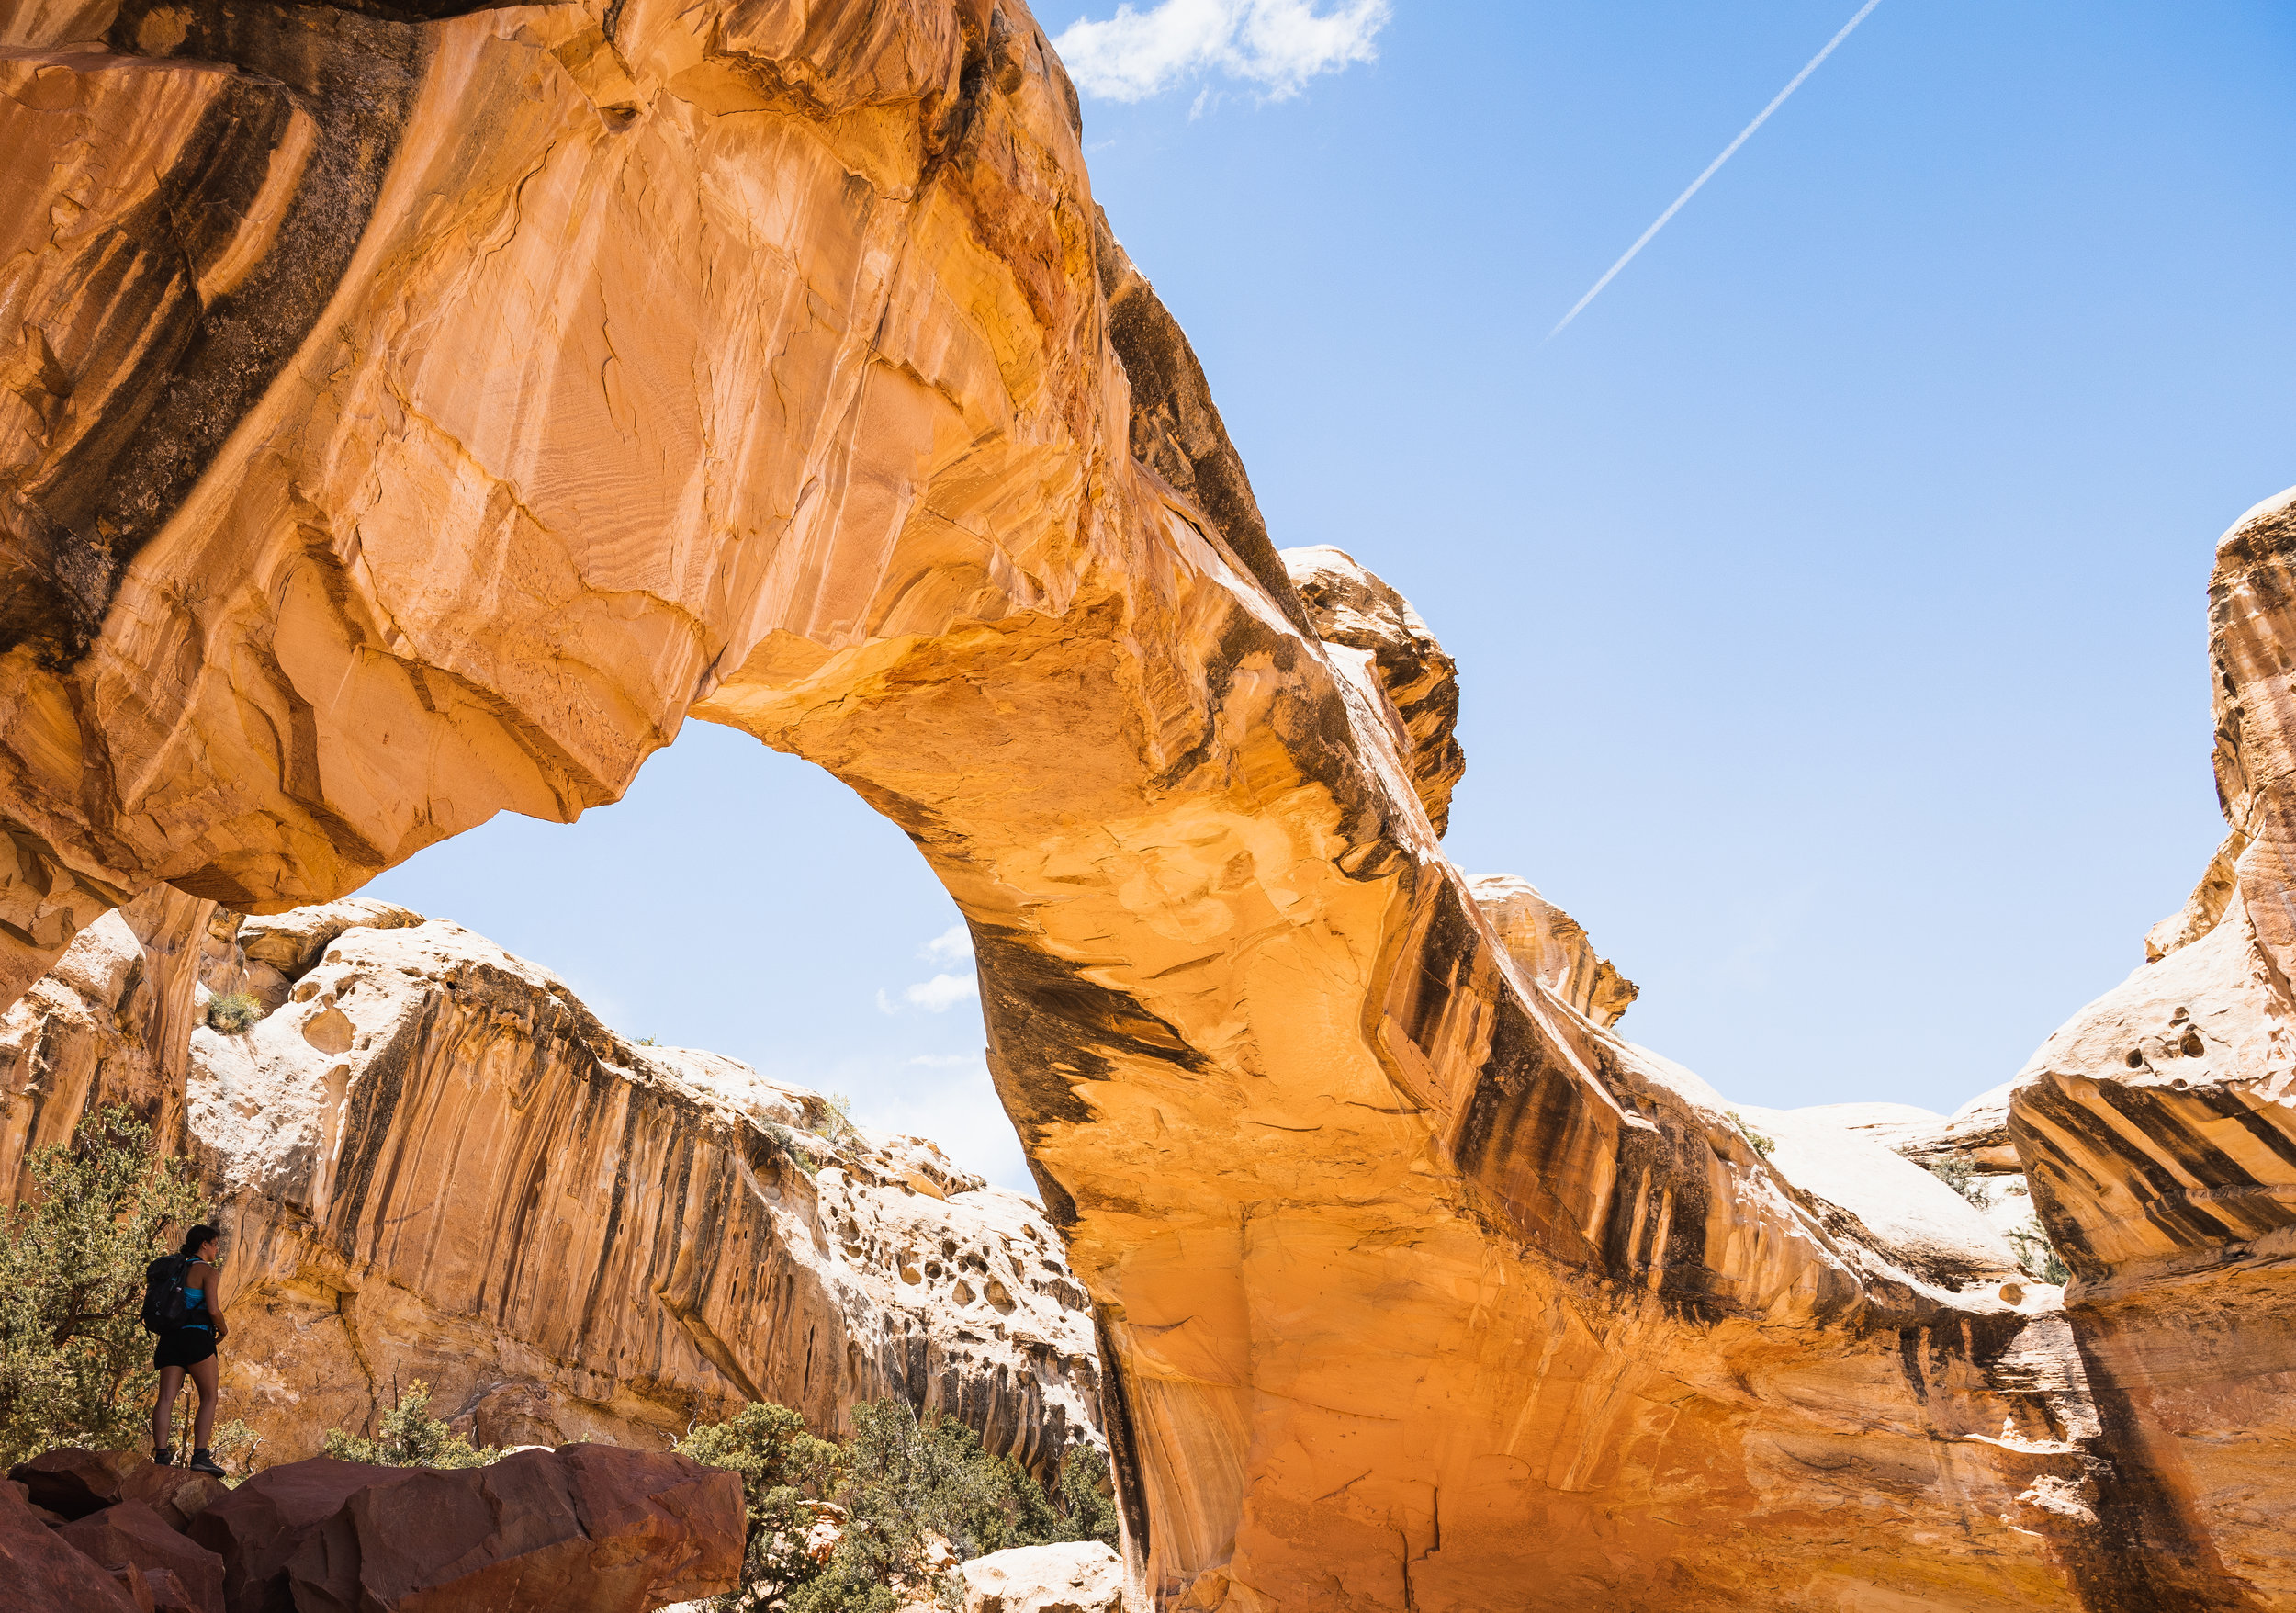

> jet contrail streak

[{"left": 1548, "top": 0, "right": 1885, "bottom": 339}]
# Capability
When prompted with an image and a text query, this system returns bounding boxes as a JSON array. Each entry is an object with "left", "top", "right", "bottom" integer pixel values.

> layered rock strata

[
  {"left": 1466, "top": 872, "right": 1638, "bottom": 1027},
  {"left": 1, "top": 1, "right": 2291, "bottom": 1608},
  {"left": 1979, "top": 489, "right": 2296, "bottom": 1609},
  {"left": 3, "top": 897, "right": 1105, "bottom": 1475}
]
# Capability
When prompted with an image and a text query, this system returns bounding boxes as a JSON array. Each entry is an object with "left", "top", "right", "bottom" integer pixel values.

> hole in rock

[{"left": 363, "top": 723, "right": 1029, "bottom": 1190}]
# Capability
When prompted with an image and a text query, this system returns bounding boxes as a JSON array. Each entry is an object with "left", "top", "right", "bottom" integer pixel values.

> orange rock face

[{"left": 3, "top": 2, "right": 2292, "bottom": 1609}]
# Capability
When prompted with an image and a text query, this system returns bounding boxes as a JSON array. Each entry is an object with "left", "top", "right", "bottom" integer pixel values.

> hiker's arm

[{"left": 193, "top": 1261, "right": 227, "bottom": 1341}]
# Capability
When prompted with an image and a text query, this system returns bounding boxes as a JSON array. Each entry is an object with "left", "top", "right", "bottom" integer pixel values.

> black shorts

[{"left": 153, "top": 1328, "right": 216, "bottom": 1370}]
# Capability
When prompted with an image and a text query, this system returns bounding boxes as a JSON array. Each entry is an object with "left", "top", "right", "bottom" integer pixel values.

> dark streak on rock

[
  {"left": 5, "top": 3, "right": 430, "bottom": 664},
  {"left": 2056, "top": 1304, "right": 2272, "bottom": 1611}
]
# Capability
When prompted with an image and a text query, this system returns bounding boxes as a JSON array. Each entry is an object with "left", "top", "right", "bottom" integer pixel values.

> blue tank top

[{"left": 181, "top": 1271, "right": 210, "bottom": 1330}]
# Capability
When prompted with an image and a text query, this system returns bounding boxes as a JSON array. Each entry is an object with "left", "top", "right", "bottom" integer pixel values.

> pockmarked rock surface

[{"left": 3, "top": 0, "right": 2294, "bottom": 1604}]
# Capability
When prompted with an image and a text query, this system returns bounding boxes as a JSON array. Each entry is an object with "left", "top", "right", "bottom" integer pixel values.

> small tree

[
  {"left": 323, "top": 1381, "right": 501, "bottom": 1469},
  {"left": 0, "top": 1104, "right": 207, "bottom": 1468},
  {"left": 793, "top": 1401, "right": 1081, "bottom": 1612},
  {"left": 1052, "top": 1444, "right": 1120, "bottom": 1546},
  {"left": 678, "top": 1401, "right": 844, "bottom": 1609}
]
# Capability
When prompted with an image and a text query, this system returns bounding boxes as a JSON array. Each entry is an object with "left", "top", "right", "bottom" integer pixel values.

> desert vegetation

[
  {"left": 0, "top": 1105, "right": 207, "bottom": 1469},
  {"left": 678, "top": 1397, "right": 1118, "bottom": 1612}
]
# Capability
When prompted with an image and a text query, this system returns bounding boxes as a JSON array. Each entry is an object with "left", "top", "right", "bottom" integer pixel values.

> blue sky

[{"left": 369, "top": 2, "right": 2296, "bottom": 1190}]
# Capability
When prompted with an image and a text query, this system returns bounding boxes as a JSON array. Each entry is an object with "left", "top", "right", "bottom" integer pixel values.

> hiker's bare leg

[
  {"left": 188, "top": 1356, "right": 219, "bottom": 1449},
  {"left": 152, "top": 1365, "right": 185, "bottom": 1453}
]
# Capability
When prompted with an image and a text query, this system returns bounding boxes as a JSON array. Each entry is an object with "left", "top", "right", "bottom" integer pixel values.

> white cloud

[
  {"left": 921, "top": 925, "right": 973, "bottom": 964},
  {"left": 880, "top": 925, "right": 981, "bottom": 1015},
  {"left": 873, "top": 1057, "right": 1033, "bottom": 1194},
  {"left": 1054, "top": 0, "right": 1390, "bottom": 103},
  {"left": 906, "top": 974, "right": 977, "bottom": 1011},
  {"left": 881, "top": 973, "right": 977, "bottom": 1015}
]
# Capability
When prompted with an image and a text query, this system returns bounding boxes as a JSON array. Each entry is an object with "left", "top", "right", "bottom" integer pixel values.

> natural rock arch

[{"left": 4, "top": 3, "right": 2290, "bottom": 1608}]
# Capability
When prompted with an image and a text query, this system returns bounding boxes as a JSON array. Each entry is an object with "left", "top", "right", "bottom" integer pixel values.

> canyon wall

[
  {"left": 2, "top": 1, "right": 2291, "bottom": 1608},
  {"left": 1992, "top": 490, "right": 2296, "bottom": 1608},
  {"left": 2, "top": 894, "right": 1104, "bottom": 1474}
]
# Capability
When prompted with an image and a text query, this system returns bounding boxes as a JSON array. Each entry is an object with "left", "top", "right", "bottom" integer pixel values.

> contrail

[{"left": 1548, "top": 0, "right": 1885, "bottom": 340}]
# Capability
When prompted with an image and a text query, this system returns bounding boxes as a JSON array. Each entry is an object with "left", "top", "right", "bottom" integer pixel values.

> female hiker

[{"left": 150, "top": 1224, "right": 229, "bottom": 1475}]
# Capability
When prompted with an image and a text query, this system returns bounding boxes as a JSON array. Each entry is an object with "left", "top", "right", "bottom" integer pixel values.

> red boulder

[
  {"left": 119, "top": 1465, "right": 231, "bottom": 1532},
  {"left": 59, "top": 1500, "right": 226, "bottom": 1613},
  {"left": 142, "top": 1570, "right": 204, "bottom": 1613},
  {"left": 0, "top": 1470, "right": 143, "bottom": 1611},
  {"left": 282, "top": 1445, "right": 741, "bottom": 1613},
  {"left": 187, "top": 1456, "right": 419, "bottom": 1613},
  {"left": 9, "top": 1446, "right": 144, "bottom": 1519}
]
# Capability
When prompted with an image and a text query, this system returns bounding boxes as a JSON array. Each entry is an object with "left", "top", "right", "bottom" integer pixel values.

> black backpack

[{"left": 141, "top": 1255, "right": 193, "bottom": 1335}]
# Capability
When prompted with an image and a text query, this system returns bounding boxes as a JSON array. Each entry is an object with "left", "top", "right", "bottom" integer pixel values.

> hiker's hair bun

[{"left": 179, "top": 1224, "right": 223, "bottom": 1257}]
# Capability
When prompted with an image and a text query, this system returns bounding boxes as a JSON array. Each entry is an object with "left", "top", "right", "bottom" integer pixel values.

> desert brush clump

[
  {"left": 0, "top": 1104, "right": 208, "bottom": 1469},
  {"left": 679, "top": 1397, "right": 1120, "bottom": 1612},
  {"left": 1924, "top": 1156, "right": 1993, "bottom": 1210},
  {"left": 1727, "top": 1111, "right": 1776, "bottom": 1158},
  {"left": 677, "top": 1400, "right": 844, "bottom": 1608},
  {"left": 323, "top": 1381, "right": 502, "bottom": 1469},
  {"left": 203, "top": 991, "right": 263, "bottom": 1033},
  {"left": 762, "top": 1122, "right": 823, "bottom": 1179},
  {"left": 2008, "top": 1218, "right": 2072, "bottom": 1285}
]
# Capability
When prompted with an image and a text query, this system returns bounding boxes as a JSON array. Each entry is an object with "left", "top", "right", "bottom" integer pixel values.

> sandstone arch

[{"left": 4, "top": 3, "right": 2290, "bottom": 1608}]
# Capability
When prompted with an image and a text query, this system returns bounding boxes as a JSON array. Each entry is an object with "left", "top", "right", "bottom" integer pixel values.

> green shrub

[
  {"left": 204, "top": 992, "right": 263, "bottom": 1033},
  {"left": 678, "top": 1400, "right": 843, "bottom": 1609},
  {"left": 1923, "top": 1156, "right": 1992, "bottom": 1210},
  {"left": 763, "top": 1122, "right": 822, "bottom": 1179},
  {"left": 2007, "top": 1218, "right": 2071, "bottom": 1285},
  {"left": 1052, "top": 1444, "right": 1120, "bottom": 1546},
  {"left": 681, "top": 1399, "right": 1118, "bottom": 1612},
  {"left": 1727, "top": 1112, "right": 1775, "bottom": 1159},
  {"left": 0, "top": 1105, "right": 207, "bottom": 1469},
  {"left": 322, "top": 1382, "right": 501, "bottom": 1469}
]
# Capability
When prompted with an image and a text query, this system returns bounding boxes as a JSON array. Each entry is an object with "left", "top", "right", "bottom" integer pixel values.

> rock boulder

[
  {"left": 56, "top": 1501, "right": 225, "bottom": 1613},
  {"left": 960, "top": 1540, "right": 1123, "bottom": 1613},
  {"left": 278, "top": 1446, "right": 739, "bottom": 1613},
  {"left": 0, "top": 1473, "right": 143, "bottom": 1612},
  {"left": 118, "top": 1467, "right": 231, "bottom": 1533},
  {"left": 189, "top": 1457, "right": 422, "bottom": 1613},
  {"left": 9, "top": 1446, "right": 144, "bottom": 1520}
]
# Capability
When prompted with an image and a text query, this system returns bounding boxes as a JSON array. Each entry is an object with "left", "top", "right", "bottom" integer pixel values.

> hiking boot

[
  {"left": 186, "top": 1449, "right": 226, "bottom": 1477},
  {"left": 154, "top": 1446, "right": 174, "bottom": 1468}
]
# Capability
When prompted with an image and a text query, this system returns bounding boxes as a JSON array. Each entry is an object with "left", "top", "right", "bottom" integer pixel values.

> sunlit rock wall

[{"left": 3, "top": 0, "right": 2292, "bottom": 1605}]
